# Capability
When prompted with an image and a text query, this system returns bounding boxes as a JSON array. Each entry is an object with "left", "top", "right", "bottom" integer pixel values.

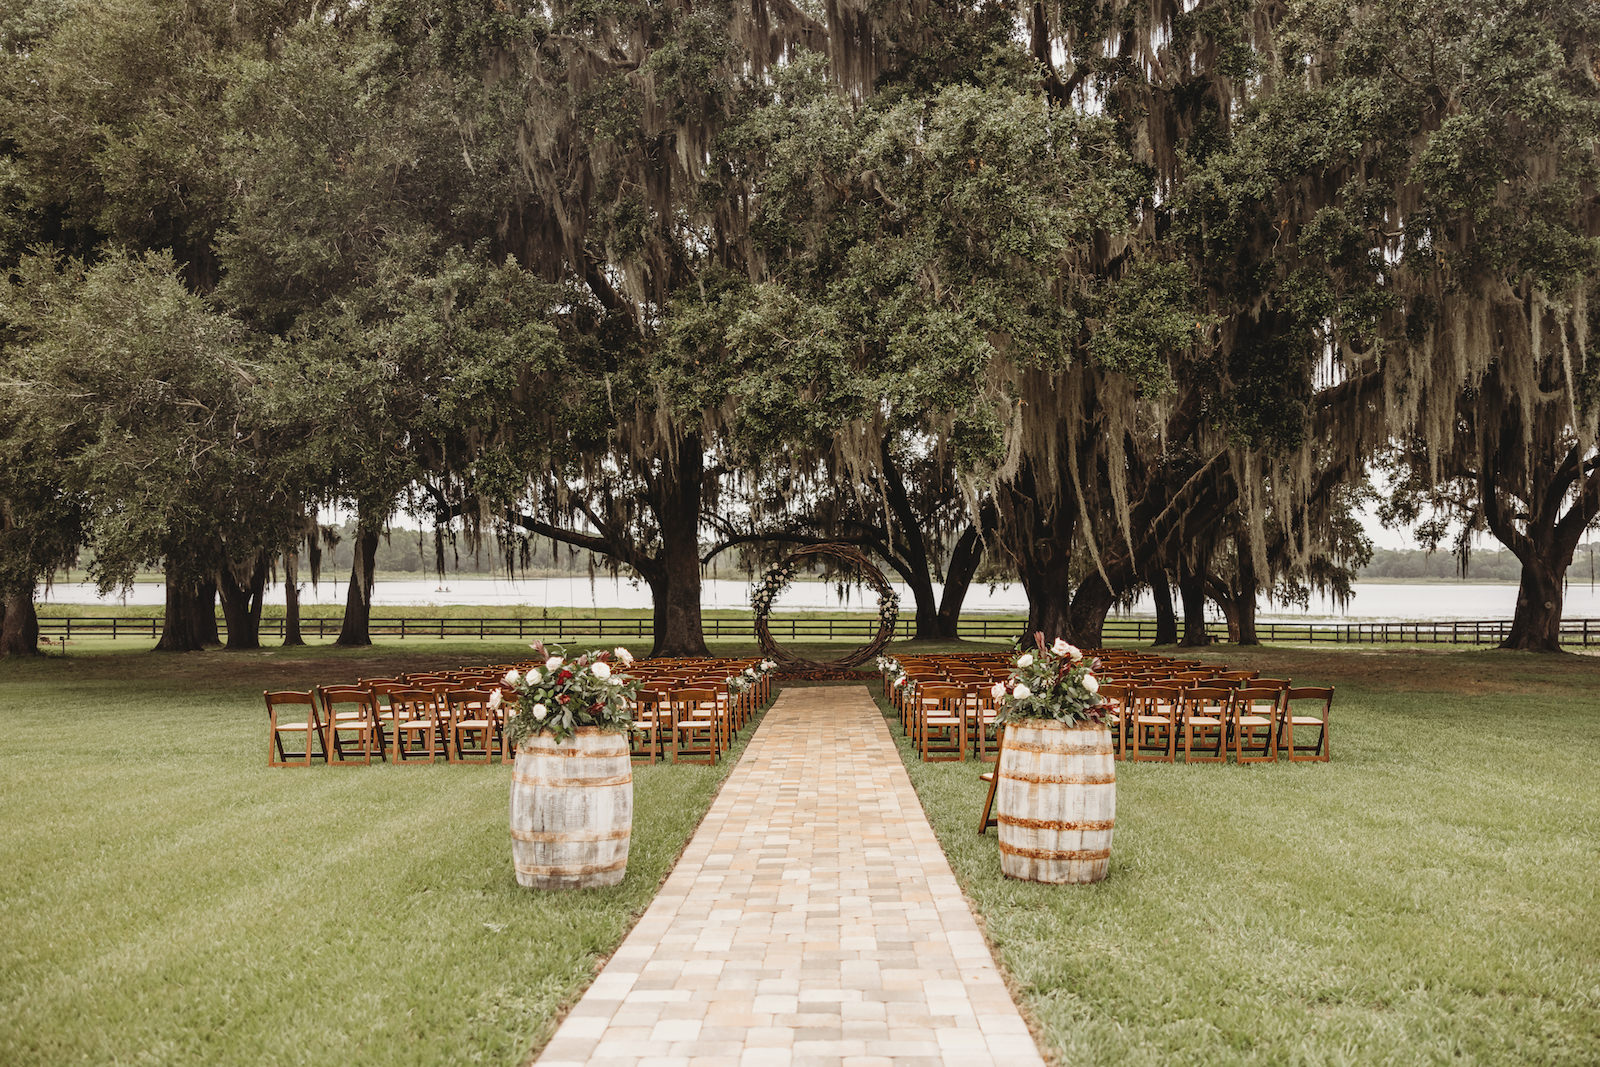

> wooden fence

[{"left": 33, "top": 614, "right": 1600, "bottom": 646}]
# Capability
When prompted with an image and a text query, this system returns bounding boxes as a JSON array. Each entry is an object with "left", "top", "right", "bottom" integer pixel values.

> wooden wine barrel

[
  {"left": 510, "top": 728, "right": 633, "bottom": 889},
  {"left": 996, "top": 720, "right": 1115, "bottom": 884}
]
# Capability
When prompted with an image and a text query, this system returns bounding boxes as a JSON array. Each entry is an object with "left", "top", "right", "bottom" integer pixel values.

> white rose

[
  {"left": 503, "top": 669, "right": 521, "bottom": 686},
  {"left": 488, "top": 689, "right": 503, "bottom": 709},
  {"left": 531, "top": 703, "right": 548, "bottom": 721},
  {"left": 614, "top": 646, "right": 634, "bottom": 665},
  {"left": 1066, "top": 643, "right": 1083, "bottom": 661},
  {"left": 592, "top": 661, "right": 612, "bottom": 681},
  {"left": 1083, "top": 674, "right": 1099, "bottom": 694},
  {"left": 1017, "top": 653, "right": 1034, "bottom": 668},
  {"left": 1052, "top": 638, "right": 1069, "bottom": 656},
  {"left": 526, "top": 667, "right": 542, "bottom": 684},
  {"left": 1013, "top": 682, "right": 1033, "bottom": 700},
  {"left": 990, "top": 682, "right": 1006, "bottom": 702},
  {"left": 546, "top": 656, "right": 563, "bottom": 670}
]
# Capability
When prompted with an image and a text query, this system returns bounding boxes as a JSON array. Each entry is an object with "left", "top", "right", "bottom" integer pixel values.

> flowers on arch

[
  {"left": 751, "top": 558, "right": 900, "bottom": 634},
  {"left": 993, "top": 633, "right": 1110, "bottom": 728},
  {"left": 503, "top": 641, "right": 642, "bottom": 746}
]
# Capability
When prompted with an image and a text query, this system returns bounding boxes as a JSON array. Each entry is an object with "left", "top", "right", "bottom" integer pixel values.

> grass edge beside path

[
  {"left": 0, "top": 643, "right": 769, "bottom": 1067},
  {"left": 875, "top": 644, "right": 1600, "bottom": 1067}
]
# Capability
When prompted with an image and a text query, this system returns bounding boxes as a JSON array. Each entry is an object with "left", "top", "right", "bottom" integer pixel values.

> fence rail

[{"left": 32, "top": 614, "right": 1600, "bottom": 647}]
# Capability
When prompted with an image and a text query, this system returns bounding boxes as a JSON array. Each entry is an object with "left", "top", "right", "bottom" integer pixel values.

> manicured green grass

[
  {"left": 878, "top": 644, "right": 1600, "bottom": 1065},
  {"left": 7, "top": 638, "right": 1597, "bottom": 1065},
  {"left": 0, "top": 642, "right": 769, "bottom": 1066}
]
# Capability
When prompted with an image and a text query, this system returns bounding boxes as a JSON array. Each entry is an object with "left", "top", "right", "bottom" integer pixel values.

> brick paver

[{"left": 534, "top": 685, "right": 1046, "bottom": 1067}]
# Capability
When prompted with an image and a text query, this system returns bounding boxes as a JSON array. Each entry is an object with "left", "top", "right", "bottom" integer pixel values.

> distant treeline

[
  {"left": 336, "top": 537, "right": 1600, "bottom": 585},
  {"left": 317, "top": 524, "right": 599, "bottom": 578},
  {"left": 1358, "top": 546, "right": 1600, "bottom": 582}
]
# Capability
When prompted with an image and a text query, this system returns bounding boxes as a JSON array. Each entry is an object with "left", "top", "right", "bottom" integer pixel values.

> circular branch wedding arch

[{"left": 752, "top": 543, "right": 900, "bottom": 671}]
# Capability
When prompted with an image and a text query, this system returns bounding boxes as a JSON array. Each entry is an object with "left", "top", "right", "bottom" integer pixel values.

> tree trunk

[
  {"left": 1501, "top": 553, "right": 1565, "bottom": 652},
  {"left": 1149, "top": 568, "right": 1178, "bottom": 645},
  {"left": 935, "top": 522, "right": 985, "bottom": 639},
  {"left": 218, "top": 552, "right": 270, "bottom": 651},
  {"left": 1177, "top": 570, "right": 1210, "bottom": 647},
  {"left": 648, "top": 437, "right": 710, "bottom": 658},
  {"left": 1234, "top": 527, "right": 1261, "bottom": 645},
  {"left": 1069, "top": 578, "right": 1114, "bottom": 648},
  {"left": 336, "top": 519, "right": 381, "bottom": 647},
  {"left": 156, "top": 562, "right": 216, "bottom": 652},
  {"left": 0, "top": 584, "right": 40, "bottom": 657},
  {"left": 282, "top": 548, "right": 305, "bottom": 647},
  {"left": 901, "top": 568, "right": 940, "bottom": 640},
  {"left": 998, "top": 467, "right": 1081, "bottom": 646}
]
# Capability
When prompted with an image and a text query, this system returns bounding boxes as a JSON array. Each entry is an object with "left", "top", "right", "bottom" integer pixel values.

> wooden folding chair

[
  {"left": 978, "top": 724, "right": 1005, "bottom": 834},
  {"left": 318, "top": 685, "right": 383, "bottom": 765},
  {"left": 1280, "top": 686, "right": 1333, "bottom": 762},
  {"left": 1127, "top": 685, "right": 1181, "bottom": 762},
  {"left": 1181, "top": 686, "right": 1231, "bottom": 763},
  {"left": 915, "top": 683, "right": 967, "bottom": 762},
  {"left": 266, "top": 691, "right": 325, "bottom": 767},
  {"left": 391, "top": 688, "right": 444, "bottom": 763},
  {"left": 630, "top": 686, "right": 668, "bottom": 764},
  {"left": 669, "top": 687, "right": 720, "bottom": 764},
  {"left": 447, "top": 688, "right": 497, "bottom": 764},
  {"left": 1097, "top": 683, "right": 1129, "bottom": 760},
  {"left": 1230, "top": 686, "right": 1281, "bottom": 763}
]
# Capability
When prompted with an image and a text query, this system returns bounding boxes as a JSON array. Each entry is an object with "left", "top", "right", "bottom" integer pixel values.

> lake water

[{"left": 37, "top": 575, "right": 1600, "bottom": 621}]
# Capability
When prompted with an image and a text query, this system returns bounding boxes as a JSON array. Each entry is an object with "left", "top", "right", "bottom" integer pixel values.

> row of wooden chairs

[
  {"left": 625, "top": 659, "right": 773, "bottom": 764},
  {"left": 267, "top": 658, "right": 776, "bottom": 767},
  {"left": 883, "top": 650, "right": 1333, "bottom": 764}
]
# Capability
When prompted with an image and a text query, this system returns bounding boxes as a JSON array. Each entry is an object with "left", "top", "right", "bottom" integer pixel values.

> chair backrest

[
  {"left": 668, "top": 687, "right": 717, "bottom": 719},
  {"left": 1234, "top": 686, "right": 1285, "bottom": 715},
  {"left": 265, "top": 690, "right": 320, "bottom": 726},
  {"left": 1250, "top": 678, "right": 1292, "bottom": 694},
  {"left": 1131, "top": 685, "right": 1183, "bottom": 716},
  {"left": 1284, "top": 686, "right": 1333, "bottom": 716},
  {"left": 318, "top": 685, "right": 378, "bottom": 723},
  {"left": 1182, "top": 687, "right": 1234, "bottom": 717},
  {"left": 446, "top": 688, "right": 494, "bottom": 720},
  {"left": 392, "top": 688, "right": 441, "bottom": 721}
]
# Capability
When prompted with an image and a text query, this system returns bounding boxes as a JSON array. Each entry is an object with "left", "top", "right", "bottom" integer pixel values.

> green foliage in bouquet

[
  {"left": 993, "top": 634, "right": 1110, "bottom": 727},
  {"left": 501, "top": 642, "right": 643, "bottom": 746}
]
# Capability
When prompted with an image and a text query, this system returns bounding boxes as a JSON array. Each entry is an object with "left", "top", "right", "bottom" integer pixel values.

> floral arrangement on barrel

[
  {"left": 991, "top": 636, "right": 1109, "bottom": 726},
  {"left": 497, "top": 642, "right": 643, "bottom": 746}
]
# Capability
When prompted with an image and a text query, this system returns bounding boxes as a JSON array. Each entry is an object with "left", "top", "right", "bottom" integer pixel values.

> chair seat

[
  {"left": 979, "top": 771, "right": 995, "bottom": 783},
  {"left": 1136, "top": 714, "right": 1172, "bottom": 724},
  {"left": 397, "top": 720, "right": 434, "bottom": 732},
  {"left": 1187, "top": 715, "right": 1221, "bottom": 726},
  {"left": 276, "top": 721, "right": 313, "bottom": 731},
  {"left": 455, "top": 718, "right": 490, "bottom": 729},
  {"left": 1290, "top": 715, "right": 1323, "bottom": 725},
  {"left": 1238, "top": 714, "right": 1273, "bottom": 726}
]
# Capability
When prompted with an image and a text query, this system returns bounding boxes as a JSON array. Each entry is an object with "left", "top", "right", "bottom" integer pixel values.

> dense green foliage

[{"left": 0, "top": 0, "right": 1596, "bottom": 655}]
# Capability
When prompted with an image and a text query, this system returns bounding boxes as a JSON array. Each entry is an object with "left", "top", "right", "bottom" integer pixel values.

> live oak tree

[
  {"left": 2, "top": 251, "right": 286, "bottom": 652},
  {"left": 1238, "top": 0, "right": 1600, "bottom": 651}
]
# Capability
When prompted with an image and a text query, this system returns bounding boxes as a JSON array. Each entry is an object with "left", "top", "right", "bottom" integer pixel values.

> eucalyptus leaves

[
  {"left": 501, "top": 642, "right": 642, "bottom": 746},
  {"left": 992, "top": 635, "right": 1109, "bottom": 728}
]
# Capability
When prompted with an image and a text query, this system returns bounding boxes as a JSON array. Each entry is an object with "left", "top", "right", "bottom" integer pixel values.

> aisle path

[{"left": 535, "top": 685, "right": 1045, "bottom": 1067}]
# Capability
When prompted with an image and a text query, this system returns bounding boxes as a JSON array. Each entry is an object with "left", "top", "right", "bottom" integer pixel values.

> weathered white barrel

[
  {"left": 996, "top": 720, "right": 1115, "bottom": 884},
  {"left": 510, "top": 728, "right": 632, "bottom": 889}
]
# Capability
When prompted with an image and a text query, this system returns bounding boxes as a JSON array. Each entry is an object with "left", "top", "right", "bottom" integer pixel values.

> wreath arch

[{"left": 751, "top": 543, "right": 900, "bottom": 671}]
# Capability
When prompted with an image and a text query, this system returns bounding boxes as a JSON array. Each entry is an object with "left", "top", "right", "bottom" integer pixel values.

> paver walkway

[{"left": 535, "top": 685, "right": 1046, "bottom": 1067}]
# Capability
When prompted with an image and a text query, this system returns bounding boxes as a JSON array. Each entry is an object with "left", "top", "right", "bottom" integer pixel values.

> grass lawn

[
  {"left": 878, "top": 643, "right": 1600, "bottom": 1065},
  {"left": 0, "top": 641, "right": 768, "bottom": 1066},
  {"left": 3, "top": 637, "right": 1597, "bottom": 1065}
]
